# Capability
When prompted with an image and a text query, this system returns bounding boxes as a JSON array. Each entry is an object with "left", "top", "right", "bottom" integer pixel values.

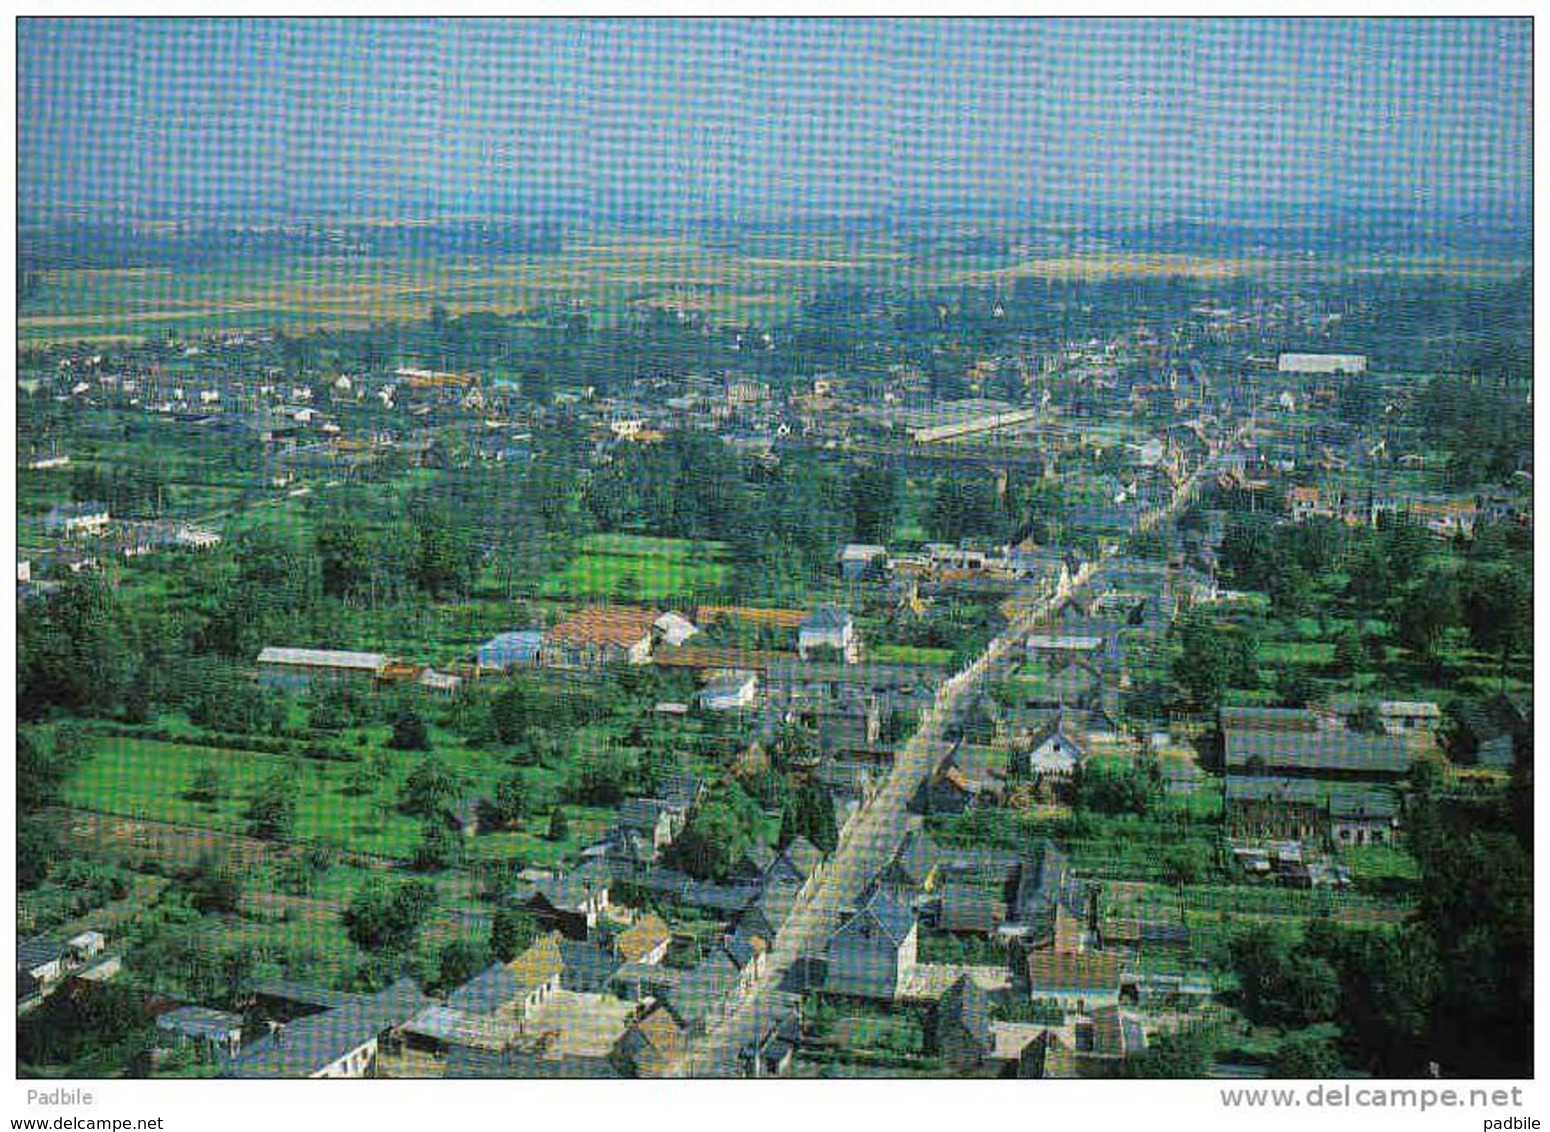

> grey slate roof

[
  {"left": 939, "top": 883, "right": 1004, "bottom": 933},
  {"left": 477, "top": 630, "right": 543, "bottom": 666},
  {"left": 1219, "top": 706, "right": 1319, "bottom": 731},
  {"left": 772, "top": 836, "right": 823, "bottom": 884},
  {"left": 1224, "top": 729, "right": 1410, "bottom": 776},
  {"left": 445, "top": 964, "right": 522, "bottom": 1016},
  {"left": 936, "top": 974, "right": 992, "bottom": 1047},
  {"left": 838, "top": 884, "right": 915, "bottom": 949},
  {"left": 617, "top": 798, "right": 671, "bottom": 832},
  {"left": 250, "top": 979, "right": 362, "bottom": 1012},
  {"left": 230, "top": 980, "right": 431, "bottom": 1079},
  {"left": 156, "top": 1005, "right": 243, "bottom": 1041},
  {"left": 1014, "top": 842, "right": 1085, "bottom": 926},
  {"left": 557, "top": 939, "right": 622, "bottom": 993},
  {"left": 663, "top": 953, "right": 741, "bottom": 1027},
  {"left": 887, "top": 828, "right": 941, "bottom": 888},
  {"left": 533, "top": 865, "right": 610, "bottom": 912},
  {"left": 17, "top": 937, "right": 62, "bottom": 971}
]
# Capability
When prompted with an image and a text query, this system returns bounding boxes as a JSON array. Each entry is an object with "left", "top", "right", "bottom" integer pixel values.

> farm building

[
  {"left": 612, "top": 1004, "right": 685, "bottom": 1078},
  {"left": 1328, "top": 789, "right": 1400, "bottom": 847},
  {"left": 1026, "top": 713, "right": 1087, "bottom": 780},
  {"left": 503, "top": 936, "right": 565, "bottom": 1020},
  {"left": 662, "top": 953, "right": 741, "bottom": 1036},
  {"left": 1025, "top": 633, "right": 1105, "bottom": 664},
  {"left": 932, "top": 975, "right": 993, "bottom": 1070},
  {"left": 477, "top": 631, "right": 544, "bottom": 671},
  {"left": 256, "top": 647, "right": 392, "bottom": 691},
  {"left": 543, "top": 606, "right": 659, "bottom": 668},
  {"left": 1223, "top": 729, "right": 1410, "bottom": 782},
  {"left": 938, "top": 883, "right": 1006, "bottom": 936},
  {"left": 1224, "top": 776, "right": 1328, "bottom": 843},
  {"left": 524, "top": 866, "right": 612, "bottom": 940},
  {"left": 418, "top": 668, "right": 462, "bottom": 695},
  {"left": 16, "top": 937, "right": 64, "bottom": 1012},
  {"left": 613, "top": 914, "right": 672, "bottom": 967},
  {"left": 1219, "top": 706, "right": 1322, "bottom": 734},
  {"left": 1225, "top": 775, "right": 1399, "bottom": 847}
]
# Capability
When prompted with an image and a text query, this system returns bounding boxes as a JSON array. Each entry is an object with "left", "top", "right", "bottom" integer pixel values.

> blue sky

[{"left": 17, "top": 18, "right": 1533, "bottom": 222}]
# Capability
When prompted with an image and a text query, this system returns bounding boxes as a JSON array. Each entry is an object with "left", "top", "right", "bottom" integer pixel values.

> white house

[
  {"left": 44, "top": 502, "right": 110, "bottom": 537},
  {"left": 799, "top": 605, "right": 857, "bottom": 663},
  {"left": 837, "top": 543, "right": 890, "bottom": 581},
  {"left": 1028, "top": 716, "right": 1086, "bottom": 779},
  {"left": 653, "top": 611, "right": 700, "bottom": 648},
  {"left": 174, "top": 525, "right": 222, "bottom": 550},
  {"left": 699, "top": 669, "right": 758, "bottom": 712}
]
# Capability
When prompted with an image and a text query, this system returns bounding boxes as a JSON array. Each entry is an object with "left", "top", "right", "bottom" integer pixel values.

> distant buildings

[
  {"left": 1276, "top": 353, "right": 1367, "bottom": 375},
  {"left": 543, "top": 606, "right": 659, "bottom": 668},
  {"left": 44, "top": 501, "right": 110, "bottom": 537},
  {"left": 256, "top": 647, "right": 391, "bottom": 691},
  {"left": 476, "top": 630, "right": 544, "bottom": 672}
]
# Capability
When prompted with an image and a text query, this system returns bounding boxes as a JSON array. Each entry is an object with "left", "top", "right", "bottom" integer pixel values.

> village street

[{"left": 673, "top": 426, "right": 1239, "bottom": 1076}]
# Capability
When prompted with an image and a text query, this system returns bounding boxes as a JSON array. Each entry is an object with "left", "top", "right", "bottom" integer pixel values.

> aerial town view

[{"left": 14, "top": 18, "right": 1533, "bottom": 1085}]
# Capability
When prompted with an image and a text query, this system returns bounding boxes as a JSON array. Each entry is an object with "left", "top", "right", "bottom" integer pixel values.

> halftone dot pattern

[{"left": 15, "top": 18, "right": 1532, "bottom": 1082}]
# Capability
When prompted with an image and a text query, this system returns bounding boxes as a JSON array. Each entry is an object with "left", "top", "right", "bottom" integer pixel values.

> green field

[
  {"left": 63, "top": 733, "right": 613, "bottom": 867},
  {"left": 539, "top": 533, "right": 731, "bottom": 601},
  {"left": 868, "top": 644, "right": 953, "bottom": 667}
]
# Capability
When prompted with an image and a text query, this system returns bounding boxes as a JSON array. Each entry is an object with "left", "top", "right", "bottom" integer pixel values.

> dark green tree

[
  {"left": 315, "top": 515, "right": 374, "bottom": 601},
  {"left": 412, "top": 820, "right": 461, "bottom": 872},
  {"left": 389, "top": 708, "right": 433, "bottom": 752},
  {"left": 1395, "top": 569, "right": 1460, "bottom": 666},
  {"left": 1459, "top": 563, "right": 1531, "bottom": 686},
  {"left": 343, "top": 878, "right": 437, "bottom": 953},
  {"left": 412, "top": 509, "right": 479, "bottom": 599},
  {"left": 850, "top": 464, "right": 901, "bottom": 544},
  {"left": 1271, "top": 1031, "right": 1341, "bottom": 1078},
  {"left": 399, "top": 755, "right": 459, "bottom": 818},
  {"left": 245, "top": 771, "right": 298, "bottom": 840},
  {"left": 491, "top": 772, "right": 529, "bottom": 827},
  {"left": 547, "top": 806, "right": 570, "bottom": 842},
  {"left": 490, "top": 906, "right": 541, "bottom": 962},
  {"left": 434, "top": 939, "right": 490, "bottom": 994},
  {"left": 187, "top": 854, "right": 243, "bottom": 915}
]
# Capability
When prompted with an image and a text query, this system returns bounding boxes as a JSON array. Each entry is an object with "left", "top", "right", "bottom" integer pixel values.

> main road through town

[{"left": 671, "top": 424, "right": 1245, "bottom": 1077}]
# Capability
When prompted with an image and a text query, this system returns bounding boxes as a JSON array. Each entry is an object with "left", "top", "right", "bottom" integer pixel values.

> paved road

[
  {"left": 674, "top": 567, "right": 1080, "bottom": 1076},
  {"left": 670, "top": 433, "right": 1239, "bottom": 1077}
]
